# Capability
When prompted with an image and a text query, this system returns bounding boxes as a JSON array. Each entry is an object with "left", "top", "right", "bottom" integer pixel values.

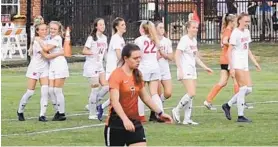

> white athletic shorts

[
  {"left": 49, "top": 69, "right": 69, "bottom": 80},
  {"left": 26, "top": 68, "right": 48, "bottom": 80},
  {"left": 231, "top": 59, "right": 249, "bottom": 71},
  {"left": 177, "top": 64, "right": 197, "bottom": 80}
]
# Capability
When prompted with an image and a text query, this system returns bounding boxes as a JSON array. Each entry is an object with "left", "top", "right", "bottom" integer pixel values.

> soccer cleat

[
  {"left": 17, "top": 111, "right": 25, "bottom": 121},
  {"left": 237, "top": 116, "right": 252, "bottom": 123},
  {"left": 57, "top": 113, "right": 67, "bottom": 121},
  {"left": 244, "top": 103, "right": 254, "bottom": 109},
  {"left": 204, "top": 101, "right": 217, "bottom": 110},
  {"left": 88, "top": 115, "right": 98, "bottom": 120},
  {"left": 149, "top": 111, "right": 157, "bottom": 122},
  {"left": 222, "top": 103, "right": 231, "bottom": 120},
  {"left": 172, "top": 108, "right": 181, "bottom": 123},
  {"left": 52, "top": 112, "right": 66, "bottom": 121},
  {"left": 38, "top": 116, "right": 48, "bottom": 122},
  {"left": 96, "top": 104, "right": 104, "bottom": 121},
  {"left": 52, "top": 111, "right": 59, "bottom": 121},
  {"left": 182, "top": 120, "right": 199, "bottom": 125},
  {"left": 85, "top": 104, "right": 89, "bottom": 111}
]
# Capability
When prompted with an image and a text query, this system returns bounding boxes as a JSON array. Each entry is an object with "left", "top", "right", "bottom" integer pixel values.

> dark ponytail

[
  {"left": 90, "top": 18, "right": 104, "bottom": 41},
  {"left": 121, "top": 43, "right": 143, "bottom": 85},
  {"left": 112, "top": 17, "right": 124, "bottom": 35}
]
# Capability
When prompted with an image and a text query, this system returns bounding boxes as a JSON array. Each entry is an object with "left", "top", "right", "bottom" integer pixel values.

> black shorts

[
  {"left": 104, "top": 125, "right": 146, "bottom": 146},
  {"left": 220, "top": 64, "right": 229, "bottom": 71}
]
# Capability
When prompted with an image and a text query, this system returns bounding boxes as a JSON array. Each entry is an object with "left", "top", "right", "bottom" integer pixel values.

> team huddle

[{"left": 16, "top": 13, "right": 261, "bottom": 146}]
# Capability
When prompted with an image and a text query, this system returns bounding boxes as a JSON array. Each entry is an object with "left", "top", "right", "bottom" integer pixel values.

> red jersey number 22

[{"left": 144, "top": 41, "right": 156, "bottom": 54}]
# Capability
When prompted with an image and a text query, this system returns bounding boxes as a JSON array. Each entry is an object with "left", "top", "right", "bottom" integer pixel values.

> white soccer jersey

[
  {"left": 83, "top": 35, "right": 108, "bottom": 77},
  {"left": 106, "top": 34, "right": 125, "bottom": 73},
  {"left": 27, "top": 40, "right": 49, "bottom": 73},
  {"left": 229, "top": 28, "right": 251, "bottom": 70},
  {"left": 135, "top": 35, "right": 160, "bottom": 73},
  {"left": 176, "top": 35, "right": 198, "bottom": 67},
  {"left": 47, "top": 35, "right": 69, "bottom": 72},
  {"left": 158, "top": 37, "right": 173, "bottom": 69}
]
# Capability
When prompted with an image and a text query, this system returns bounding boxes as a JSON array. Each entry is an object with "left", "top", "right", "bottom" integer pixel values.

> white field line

[
  {"left": 2, "top": 100, "right": 278, "bottom": 137},
  {"left": 1, "top": 123, "right": 105, "bottom": 137},
  {"left": 3, "top": 100, "right": 278, "bottom": 122},
  {"left": 2, "top": 82, "right": 278, "bottom": 87}
]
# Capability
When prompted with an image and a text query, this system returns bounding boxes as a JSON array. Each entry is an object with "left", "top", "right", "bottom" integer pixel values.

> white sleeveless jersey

[
  {"left": 106, "top": 34, "right": 125, "bottom": 72},
  {"left": 229, "top": 28, "right": 251, "bottom": 68},
  {"left": 47, "top": 35, "right": 68, "bottom": 72},
  {"left": 176, "top": 35, "right": 198, "bottom": 67},
  {"left": 135, "top": 35, "right": 159, "bottom": 73},
  {"left": 158, "top": 37, "right": 173, "bottom": 69},
  {"left": 83, "top": 35, "right": 108, "bottom": 72},
  {"left": 27, "top": 40, "right": 49, "bottom": 72}
]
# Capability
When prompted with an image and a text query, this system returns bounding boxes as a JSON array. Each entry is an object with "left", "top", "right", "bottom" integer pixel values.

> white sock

[
  {"left": 228, "top": 87, "right": 252, "bottom": 106},
  {"left": 176, "top": 94, "right": 190, "bottom": 110},
  {"left": 246, "top": 87, "right": 252, "bottom": 96},
  {"left": 97, "top": 85, "right": 109, "bottom": 101},
  {"left": 40, "top": 85, "right": 48, "bottom": 116},
  {"left": 160, "top": 94, "right": 166, "bottom": 102},
  {"left": 89, "top": 88, "right": 99, "bottom": 116},
  {"left": 184, "top": 97, "right": 193, "bottom": 121},
  {"left": 152, "top": 94, "right": 163, "bottom": 112},
  {"left": 228, "top": 93, "right": 238, "bottom": 107},
  {"left": 138, "top": 97, "right": 145, "bottom": 116},
  {"left": 48, "top": 87, "right": 58, "bottom": 112},
  {"left": 237, "top": 86, "right": 248, "bottom": 116},
  {"left": 18, "top": 89, "right": 34, "bottom": 113},
  {"left": 101, "top": 99, "right": 110, "bottom": 109},
  {"left": 54, "top": 87, "right": 65, "bottom": 114}
]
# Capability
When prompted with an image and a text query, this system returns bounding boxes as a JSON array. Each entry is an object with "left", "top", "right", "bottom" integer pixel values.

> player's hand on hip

[{"left": 123, "top": 118, "right": 135, "bottom": 132}]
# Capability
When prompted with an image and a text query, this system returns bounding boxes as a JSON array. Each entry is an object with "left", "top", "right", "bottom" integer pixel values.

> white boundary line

[
  {"left": 1, "top": 124, "right": 105, "bottom": 137},
  {"left": 2, "top": 82, "right": 278, "bottom": 86},
  {"left": 3, "top": 100, "right": 278, "bottom": 121},
  {"left": 2, "top": 100, "right": 278, "bottom": 137}
]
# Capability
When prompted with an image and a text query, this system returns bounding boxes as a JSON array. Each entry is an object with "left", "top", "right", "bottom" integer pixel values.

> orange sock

[
  {"left": 206, "top": 84, "right": 223, "bottom": 103},
  {"left": 233, "top": 83, "right": 239, "bottom": 94}
]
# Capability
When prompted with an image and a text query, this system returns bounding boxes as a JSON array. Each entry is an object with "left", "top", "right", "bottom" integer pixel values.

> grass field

[{"left": 1, "top": 43, "right": 278, "bottom": 146}]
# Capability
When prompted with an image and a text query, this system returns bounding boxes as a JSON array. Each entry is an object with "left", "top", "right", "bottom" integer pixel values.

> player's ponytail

[
  {"left": 140, "top": 21, "right": 159, "bottom": 45},
  {"left": 121, "top": 43, "right": 143, "bottom": 85},
  {"left": 184, "top": 20, "right": 198, "bottom": 35},
  {"left": 28, "top": 23, "right": 45, "bottom": 56},
  {"left": 90, "top": 18, "right": 104, "bottom": 41},
  {"left": 112, "top": 17, "right": 125, "bottom": 35},
  {"left": 221, "top": 13, "right": 236, "bottom": 37}
]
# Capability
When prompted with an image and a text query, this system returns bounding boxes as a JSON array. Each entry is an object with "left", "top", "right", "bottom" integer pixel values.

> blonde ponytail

[
  {"left": 221, "top": 13, "right": 236, "bottom": 38},
  {"left": 183, "top": 20, "right": 198, "bottom": 35},
  {"left": 140, "top": 21, "right": 159, "bottom": 45}
]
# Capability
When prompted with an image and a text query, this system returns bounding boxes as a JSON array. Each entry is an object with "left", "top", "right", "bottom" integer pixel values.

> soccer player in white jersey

[
  {"left": 147, "top": 21, "right": 174, "bottom": 122},
  {"left": 222, "top": 13, "right": 261, "bottom": 123},
  {"left": 97, "top": 17, "right": 126, "bottom": 121},
  {"left": 82, "top": 18, "right": 109, "bottom": 120},
  {"left": 36, "top": 21, "right": 69, "bottom": 121},
  {"left": 134, "top": 20, "right": 164, "bottom": 122},
  {"left": 172, "top": 20, "right": 213, "bottom": 125},
  {"left": 17, "top": 23, "right": 64, "bottom": 122}
]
